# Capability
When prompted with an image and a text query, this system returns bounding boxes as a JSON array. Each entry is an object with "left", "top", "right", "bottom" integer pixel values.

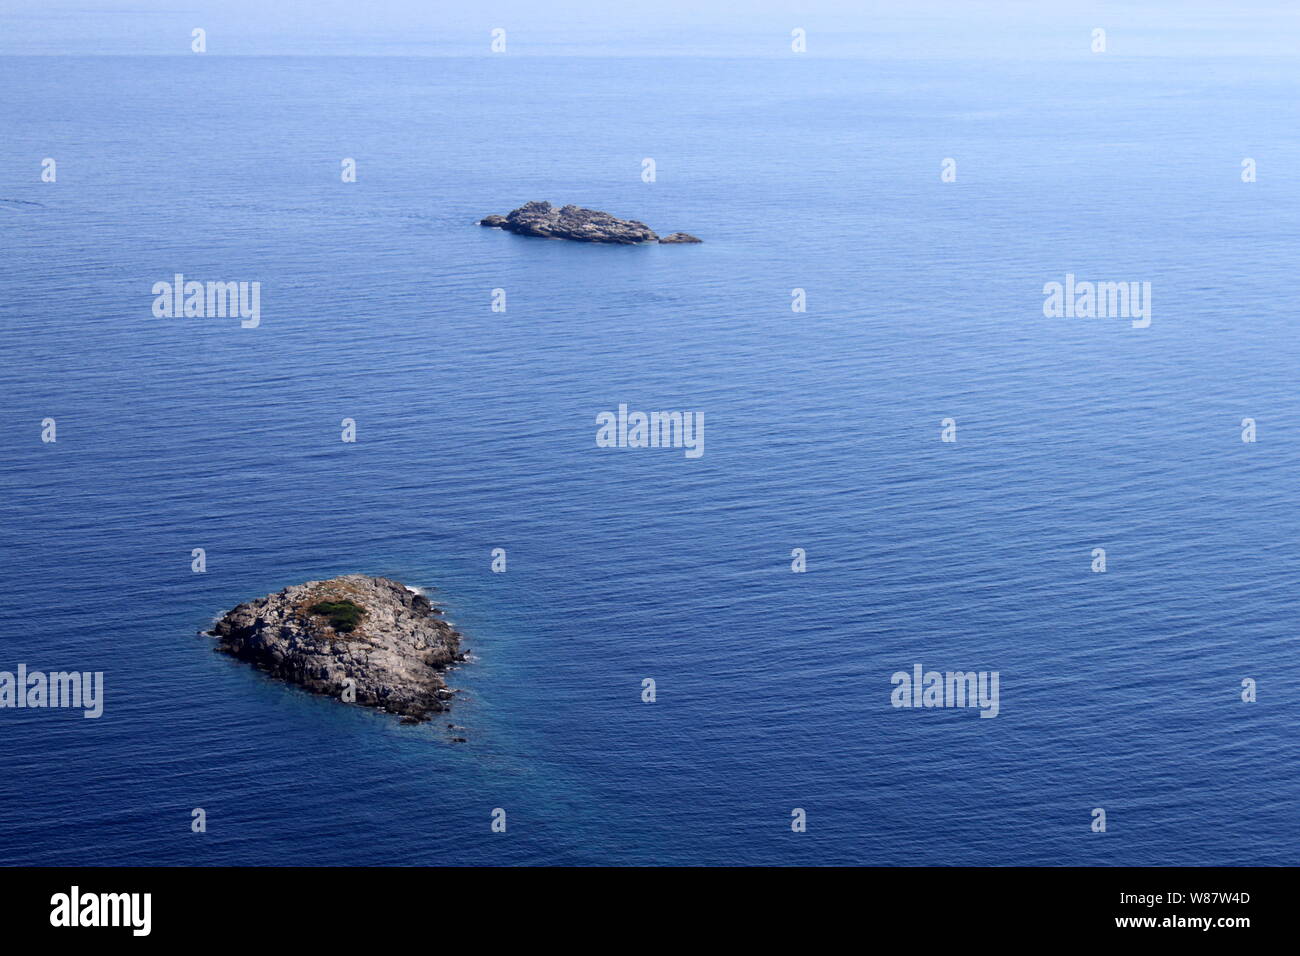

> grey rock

[
  {"left": 658, "top": 232, "right": 702, "bottom": 244},
  {"left": 209, "top": 574, "right": 463, "bottom": 721},
  {"left": 479, "top": 201, "right": 667, "bottom": 244}
]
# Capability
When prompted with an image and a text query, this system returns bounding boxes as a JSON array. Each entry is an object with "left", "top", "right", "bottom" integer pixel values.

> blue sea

[{"left": 1, "top": 35, "right": 1298, "bottom": 865}]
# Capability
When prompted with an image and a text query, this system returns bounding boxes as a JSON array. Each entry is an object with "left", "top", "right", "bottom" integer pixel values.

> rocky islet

[
  {"left": 479, "top": 201, "right": 701, "bottom": 244},
  {"left": 209, "top": 574, "right": 465, "bottom": 722}
]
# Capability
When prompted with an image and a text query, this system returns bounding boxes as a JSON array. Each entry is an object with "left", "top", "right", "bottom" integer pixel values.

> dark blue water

[{"left": 1, "top": 51, "right": 1298, "bottom": 865}]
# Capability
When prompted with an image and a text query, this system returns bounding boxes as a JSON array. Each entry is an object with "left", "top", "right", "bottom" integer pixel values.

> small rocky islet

[
  {"left": 479, "top": 201, "right": 701, "bottom": 244},
  {"left": 208, "top": 574, "right": 465, "bottom": 724}
]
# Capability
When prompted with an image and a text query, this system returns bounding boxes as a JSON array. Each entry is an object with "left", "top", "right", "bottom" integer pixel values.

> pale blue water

[{"left": 1, "top": 50, "right": 1298, "bottom": 865}]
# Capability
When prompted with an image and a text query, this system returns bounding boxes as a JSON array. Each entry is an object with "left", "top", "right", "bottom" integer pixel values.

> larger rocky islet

[
  {"left": 479, "top": 201, "right": 701, "bottom": 244},
  {"left": 208, "top": 574, "right": 465, "bottom": 722}
]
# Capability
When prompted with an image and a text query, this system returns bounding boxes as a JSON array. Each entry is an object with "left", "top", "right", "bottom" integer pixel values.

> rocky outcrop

[
  {"left": 209, "top": 575, "right": 464, "bottom": 722},
  {"left": 479, "top": 201, "right": 699, "bottom": 244},
  {"left": 658, "top": 232, "right": 702, "bottom": 244}
]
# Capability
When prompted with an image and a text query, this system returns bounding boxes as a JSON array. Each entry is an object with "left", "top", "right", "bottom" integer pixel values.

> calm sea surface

[{"left": 1, "top": 51, "right": 1297, "bottom": 865}]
